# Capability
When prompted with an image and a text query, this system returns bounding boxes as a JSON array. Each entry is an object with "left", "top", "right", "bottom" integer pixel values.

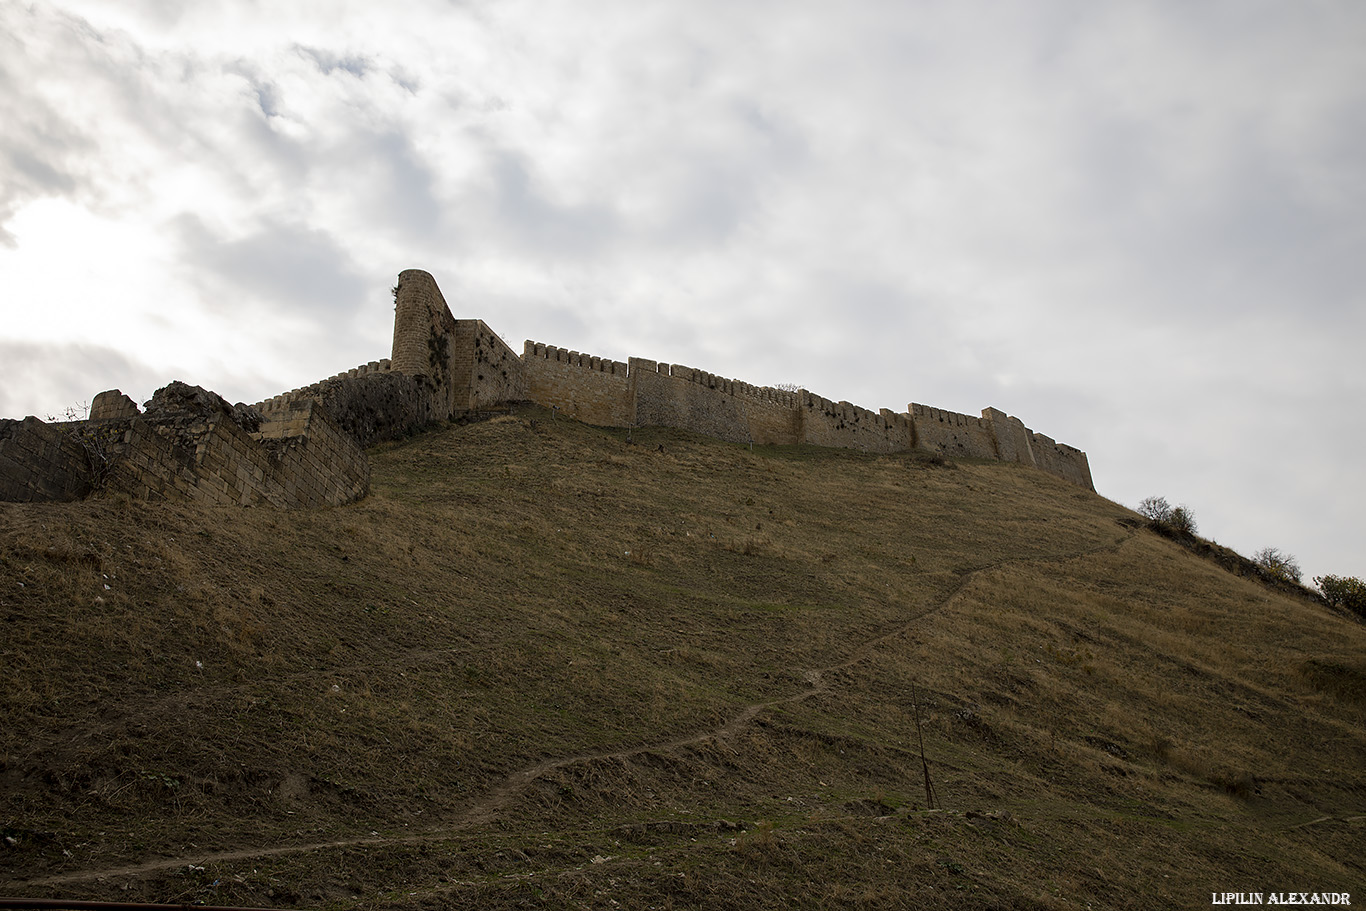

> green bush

[{"left": 1314, "top": 575, "right": 1366, "bottom": 619}]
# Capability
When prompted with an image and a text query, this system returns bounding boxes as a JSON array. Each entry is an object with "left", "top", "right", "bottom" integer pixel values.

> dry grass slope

[{"left": 1, "top": 406, "right": 1362, "bottom": 909}]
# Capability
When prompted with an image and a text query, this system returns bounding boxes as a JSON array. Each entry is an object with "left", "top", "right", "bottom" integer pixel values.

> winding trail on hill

[{"left": 19, "top": 528, "right": 1137, "bottom": 888}]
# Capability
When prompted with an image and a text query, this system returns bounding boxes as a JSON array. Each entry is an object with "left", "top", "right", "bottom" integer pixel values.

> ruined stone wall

[
  {"left": 251, "top": 401, "right": 370, "bottom": 506},
  {"left": 100, "top": 397, "right": 368, "bottom": 507},
  {"left": 132, "top": 414, "right": 268, "bottom": 505},
  {"left": 90, "top": 390, "right": 140, "bottom": 421},
  {"left": 524, "top": 343, "right": 633, "bottom": 426},
  {"left": 103, "top": 415, "right": 226, "bottom": 502},
  {"left": 257, "top": 365, "right": 441, "bottom": 448},
  {"left": 0, "top": 383, "right": 370, "bottom": 508},
  {"left": 0, "top": 418, "right": 95, "bottom": 502}
]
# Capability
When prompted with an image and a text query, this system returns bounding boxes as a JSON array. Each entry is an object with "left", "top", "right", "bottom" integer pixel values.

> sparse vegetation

[
  {"left": 1254, "top": 546, "right": 1303, "bottom": 583},
  {"left": 1167, "top": 503, "right": 1198, "bottom": 535},
  {"left": 2, "top": 411, "right": 1362, "bottom": 909},
  {"left": 1136, "top": 495, "right": 1173, "bottom": 524},
  {"left": 1316, "top": 574, "right": 1366, "bottom": 619},
  {"left": 45, "top": 402, "right": 118, "bottom": 490},
  {"left": 1137, "top": 494, "right": 1197, "bottom": 536}
]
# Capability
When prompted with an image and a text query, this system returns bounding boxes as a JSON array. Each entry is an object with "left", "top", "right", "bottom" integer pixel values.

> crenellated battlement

[
  {"left": 256, "top": 359, "right": 393, "bottom": 414},
  {"left": 911, "top": 403, "right": 985, "bottom": 428},
  {"left": 525, "top": 342, "right": 628, "bottom": 375}
]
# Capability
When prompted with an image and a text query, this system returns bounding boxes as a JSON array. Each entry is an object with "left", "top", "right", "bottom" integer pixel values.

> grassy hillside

[{"left": 2, "top": 408, "right": 1362, "bottom": 909}]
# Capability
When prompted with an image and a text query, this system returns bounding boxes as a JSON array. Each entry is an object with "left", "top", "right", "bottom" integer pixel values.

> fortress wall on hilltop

[
  {"left": 630, "top": 360, "right": 753, "bottom": 444},
  {"left": 392, "top": 270, "right": 527, "bottom": 414},
  {"left": 524, "top": 342, "right": 632, "bottom": 426},
  {"left": 382, "top": 268, "right": 1092, "bottom": 489},
  {"left": 1027, "top": 434, "right": 1095, "bottom": 491},
  {"left": 628, "top": 360, "right": 807, "bottom": 446},
  {"left": 982, "top": 407, "right": 1035, "bottom": 467},
  {"left": 909, "top": 404, "right": 1000, "bottom": 460},
  {"left": 453, "top": 319, "right": 528, "bottom": 411},
  {"left": 741, "top": 391, "right": 802, "bottom": 445},
  {"left": 257, "top": 358, "right": 394, "bottom": 415},
  {"left": 254, "top": 361, "right": 445, "bottom": 448},
  {"left": 799, "top": 395, "right": 914, "bottom": 453},
  {"left": 274, "top": 266, "right": 1089, "bottom": 492},
  {"left": 1, "top": 267, "right": 1096, "bottom": 505},
  {"left": 392, "top": 269, "right": 462, "bottom": 419},
  {"left": 977, "top": 406, "right": 1093, "bottom": 489}
]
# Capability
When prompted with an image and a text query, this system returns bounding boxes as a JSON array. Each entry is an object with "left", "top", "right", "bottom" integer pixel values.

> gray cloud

[
  {"left": 0, "top": 341, "right": 171, "bottom": 418},
  {"left": 174, "top": 214, "right": 368, "bottom": 318},
  {"left": 483, "top": 150, "right": 622, "bottom": 256},
  {"left": 0, "top": 8, "right": 101, "bottom": 243},
  {"left": 295, "top": 45, "right": 372, "bottom": 79},
  {"left": 349, "top": 131, "right": 446, "bottom": 242}
]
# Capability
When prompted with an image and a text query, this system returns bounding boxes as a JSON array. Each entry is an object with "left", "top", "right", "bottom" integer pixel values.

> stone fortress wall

[
  {"left": 0, "top": 268, "right": 1093, "bottom": 506},
  {"left": 387, "top": 269, "right": 1093, "bottom": 490}
]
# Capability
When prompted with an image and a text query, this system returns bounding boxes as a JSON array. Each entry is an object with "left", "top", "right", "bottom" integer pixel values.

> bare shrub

[
  {"left": 47, "top": 402, "right": 118, "bottom": 490},
  {"left": 1253, "top": 547, "right": 1302, "bottom": 584},
  {"left": 1137, "top": 496, "right": 1173, "bottom": 524},
  {"left": 1168, "top": 505, "right": 1198, "bottom": 536},
  {"left": 1137, "top": 496, "right": 1196, "bottom": 536}
]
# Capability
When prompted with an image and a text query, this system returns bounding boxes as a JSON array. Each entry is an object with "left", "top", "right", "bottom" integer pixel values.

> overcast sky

[{"left": 2, "top": 0, "right": 1363, "bottom": 582}]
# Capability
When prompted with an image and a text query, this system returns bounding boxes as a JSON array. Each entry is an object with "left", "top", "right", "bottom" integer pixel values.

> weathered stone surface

[
  {"left": 2, "top": 381, "right": 369, "bottom": 507},
  {"left": 304, "top": 371, "right": 437, "bottom": 447},
  {"left": 90, "top": 389, "right": 140, "bottom": 420},
  {"left": 232, "top": 402, "right": 263, "bottom": 433},
  {"left": 519, "top": 326, "right": 1090, "bottom": 487},
  {"left": 143, "top": 380, "right": 235, "bottom": 420},
  {"left": 0, "top": 417, "right": 94, "bottom": 502}
]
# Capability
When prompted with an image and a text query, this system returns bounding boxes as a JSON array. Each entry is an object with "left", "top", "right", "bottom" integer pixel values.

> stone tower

[{"left": 390, "top": 268, "right": 450, "bottom": 379}]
